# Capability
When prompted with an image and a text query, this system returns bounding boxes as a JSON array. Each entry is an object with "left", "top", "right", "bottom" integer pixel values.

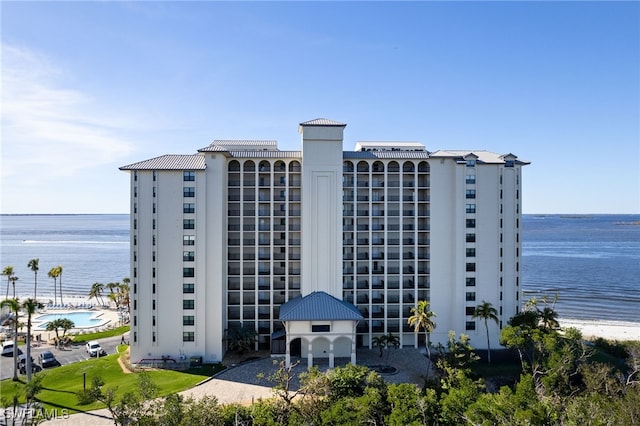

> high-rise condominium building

[{"left": 120, "top": 118, "right": 529, "bottom": 365}]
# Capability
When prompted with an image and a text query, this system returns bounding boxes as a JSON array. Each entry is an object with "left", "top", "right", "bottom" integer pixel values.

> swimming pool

[{"left": 35, "top": 311, "right": 108, "bottom": 330}]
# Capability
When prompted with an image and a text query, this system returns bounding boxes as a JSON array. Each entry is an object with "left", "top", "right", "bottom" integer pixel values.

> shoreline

[
  {"left": 11, "top": 293, "right": 640, "bottom": 342},
  {"left": 559, "top": 318, "right": 640, "bottom": 341}
]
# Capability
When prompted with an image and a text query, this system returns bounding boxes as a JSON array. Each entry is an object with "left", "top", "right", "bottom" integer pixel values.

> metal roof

[
  {"left": 226, "top": 151, "right": 302, "bottom": 159},
  {"left": 430, "top": 150, "right": 530, "bottom": 165},
  {"left": 279, "top": 291, "right": 364, "bottom": 321},
  {"left": 199, "top": 140, "right": 278, "bottom": 152},
  {"left": 119, "top": 154, "right": 206, "bottom": 171},
  {"left": 299, "top": 118, "right": 346, "bottom": 127},
  {"left": 343, "top": 151, "right": 431, "bottom": 159}
]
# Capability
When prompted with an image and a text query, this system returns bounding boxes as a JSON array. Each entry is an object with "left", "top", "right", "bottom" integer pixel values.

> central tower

[{"left": 299, "top": 119, "right": 346, "bottom": 298}]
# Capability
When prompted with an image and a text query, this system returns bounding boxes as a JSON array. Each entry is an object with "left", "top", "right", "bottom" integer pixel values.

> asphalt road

[{"left": 0, "top": 334, "right": 126, "bottom": 381}]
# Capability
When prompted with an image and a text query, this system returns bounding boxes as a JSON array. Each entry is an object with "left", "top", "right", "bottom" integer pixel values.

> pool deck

[{"left": 30, "top": 306, "right": 123, "bottom": 342}]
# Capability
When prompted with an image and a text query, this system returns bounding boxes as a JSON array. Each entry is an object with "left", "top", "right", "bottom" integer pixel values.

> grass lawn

[
  {"left": 0, "top": 352, "right": 225, "bottom": 414},
  {"left": 69, "top": 326, "right": 131, "bottom": 344}
]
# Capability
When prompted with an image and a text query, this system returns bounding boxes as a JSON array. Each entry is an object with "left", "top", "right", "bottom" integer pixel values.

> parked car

[
  {"left": 85, "top": 340, "right": 105, "bottom": 357},
  {"left": 39, "top": 350, "right": 59, "bottom": 368},
  {"left": 1, "top": 340, "right": 15, "bottom": 357}
]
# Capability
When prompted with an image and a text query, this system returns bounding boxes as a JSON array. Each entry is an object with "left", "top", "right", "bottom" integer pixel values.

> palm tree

[
  {"left": 1, "top": 298, "right": 21, "bottom": 381},
  {"left": 408, "top": 300, "right": 437, "bottom": 363},
  {"left": 9, "top": 276, "right": 19, "bottom": 299},
  {"left": 384, "top": 333, "right": 400, "bottom": 363},
  {"left": 121, "top": 278, "right": 131, "bottom": 310},
  {"left": 372, "top": 335, "right": 387, "bottom": 358},
  {"left": 28, "top": 259, "right": 39, "bottom": 301},
  {"left": 48, "top": 267, "right": 60, "bottom": 305},
  {"left": 22, "top": 298, "right": 43, "bottom": 382},
  {"left": 45, "top": 318, "right": 75, "bottom": 342},
  {"left": 88, "top": 282, "right": 105, "bottom": 306},
  {"left": 2, "top": 266, "right": 14, "bottom": 300},
  {"left": 117, "top": 281, "right": 130, "bottom": 311},
  {"left": 56, "top": 265, "right": 64, "bottom": 306},
  {"left": 539, "top": 306, "right": 560, "bottom": 331},
  {"left": 473, "top": 300, "right": 499, "bottom": 364}
]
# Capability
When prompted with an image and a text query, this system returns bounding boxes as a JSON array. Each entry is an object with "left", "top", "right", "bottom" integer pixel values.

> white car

[
  {"left": 85, "top": 340, "right": 105, "bottom": 357},
  {"left": 1, "top": 340, "right": 15, "bottom": 357}
]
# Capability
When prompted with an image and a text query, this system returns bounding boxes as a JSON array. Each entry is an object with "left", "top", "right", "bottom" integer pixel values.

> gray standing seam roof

[
  {"left": 119, "top": 154, "right": 206, "bottom": 170},
  {"left": 299, "top": 118, "right": 347, "bottom": 127},
  {"left": 279, "top": 291, "right": 364, "bottom": 321}
]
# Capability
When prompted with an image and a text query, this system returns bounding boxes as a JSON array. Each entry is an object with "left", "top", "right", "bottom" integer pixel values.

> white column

[
  {"left": 307, "top": 341, "right": 313, "bottom": 369},
  {"left": 329, "top": 342, "right": 335, "bottom": 368},
  {"left": 351, "top": 323, "right": 357, "bottom": 365}
]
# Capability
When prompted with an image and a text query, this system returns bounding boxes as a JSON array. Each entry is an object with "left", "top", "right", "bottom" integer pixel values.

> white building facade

[{"left": 120, "top": 118, "right": 529, "bottom": 364}]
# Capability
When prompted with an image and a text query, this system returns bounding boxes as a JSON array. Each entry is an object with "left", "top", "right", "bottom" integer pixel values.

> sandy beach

[{"left": 559, "top": 318, "right": 640, "bottom": 341}]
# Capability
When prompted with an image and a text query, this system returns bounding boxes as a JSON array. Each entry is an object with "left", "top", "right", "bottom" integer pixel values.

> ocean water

[
  {"left": 521, "top": 214, "right": 639, "bottom": 322},
  {"left": 0, "top": 214, "right": 638, "bottom": 322},
  {"left": 0, "top": 215, "right": 129, "bottom": 301}
]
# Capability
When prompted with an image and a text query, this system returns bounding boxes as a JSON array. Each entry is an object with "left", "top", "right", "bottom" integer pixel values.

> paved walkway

[{"left": 40, "top": 348, "right": 430, "bottom": 425}]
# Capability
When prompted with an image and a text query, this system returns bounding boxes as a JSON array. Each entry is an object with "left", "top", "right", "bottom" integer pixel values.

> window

[
  {"left": 183, "top": 219, "right": 195, "bottom": 229},
  {"left": 466, "top": 204, "right": 476, "bottom": 214},
  {"left": 466, "top": 233, "right": 476, "bottom": 243},
  {"left": 183, "top": 300, "right": 195, "bottom": 309},
  {"left": 465, "top": 321, "right": 476, "bottom": 331},
  {"left": 465, "top": 189, "right": 476, "bottom": 199},
  {"left": 505, "top": 160, "right": 514, "bottom": 167},
  {"left": 184, "top": 187, "right": 195, "bottom": 197},
  {"left": 466, "top": 248, "right": 476, "bottom": 257},
  {"left": 183, "top": 203, "right": 195, "bottom": 213},
  {"left": 466, "top": 277, "right": 476, "bottom": 286},
  {"left": 153, "top": 171, "right": 156, "bottom": 181},
  {"left": 466, "top": 219, "right": 476, "bottom": 228},
  {"left": 465, "top": 306, "right": 476, "bottom": 315},
  {"left": 466, "top": 263, "right": 476, "bottom": 272},
  {"left": 184, "top": 171, "right": 195, "bottom": 181},
  {"left": 152, "top": 299, "right": 156, "bottom": 309},
  {"left": 183, "top": 283, "right": 195, "bottom": 293},
  {"left": 465, "top": 292, "right": 476, "bottom": 301},
  {"left": 466, "top": 174, "right": 476, "bottom": 184},
  {"left": 183, "top": 268, "right": 195, "bottom": 277},
  {"left": 466, "top": 159, "right": 476, "bottom": 167},
  {"left": 183, "top": 235, "right": 195, "bottom": 246},
  {"left": 152, "top": 316, "right": 156, "bottom": 326},
  {"left": 312, "top": 324, "right": 331, "bottom": 333},
  {"left": 152, "top": 219, "right": 156, "bottom": 230},
  {"left": 183, "top": 315, "right": 195, "bottom": 326},
  {"left": 183, "top": 251, "right": 195, "bottom": 261},
  {"left": 183, "top": 332, "right": 195, "bottom": 342}
]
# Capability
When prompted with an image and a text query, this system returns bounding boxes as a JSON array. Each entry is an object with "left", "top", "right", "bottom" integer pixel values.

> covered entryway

[{"left": 278, "top": 291, "right": 364, "bottom": 368}]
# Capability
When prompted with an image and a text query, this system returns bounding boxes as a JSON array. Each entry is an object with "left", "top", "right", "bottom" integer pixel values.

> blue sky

[{"left": 2, "top": 1, "right": 638, "bottom": 214}]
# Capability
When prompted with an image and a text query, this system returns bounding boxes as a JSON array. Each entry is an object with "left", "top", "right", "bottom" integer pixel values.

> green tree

[
  {"left": 28, "top": 258, "right": 39, "bottom": 302},
  {"left": 45, "top": 317, "right": 75, "bottom": 341},
  {"left": 384, "top": 333, "right": 400, "bottom": 364},
  {"left": 88, "top": 282, "right": 106, "bottom": 306},
  {"left": 372, "top": 334, "right": 387, "bottom": 358},
  {"left": 22, "top": 298, "right": 43, "bottom": 382},
  {"left": 473, "top": 300, "right": 499, "bottom": 363},
  {"left": 2, "top": 266, "right": 14, "bottom": 300},
  {"left": 1, "top": 298, "right": 20, "bottom": 381},
  {"left": 224, "top": 325, "right": 257, "bottom": 354},
  {"left": 48, "top": 267, "right": 60, "bottom": 305},
  {"left": 408, "top": 300, "right": 437, "bottom": 374},
  {"left": 56, "top": 265, "right": 64, "bottom": 306},
  {"left": 9, "top": 276, "right": 19, "bottom": 299}
]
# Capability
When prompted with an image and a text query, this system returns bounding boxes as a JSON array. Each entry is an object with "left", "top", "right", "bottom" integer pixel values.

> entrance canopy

[{"left": 278, "top": 291, "right": 364, "bottom": 368}]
